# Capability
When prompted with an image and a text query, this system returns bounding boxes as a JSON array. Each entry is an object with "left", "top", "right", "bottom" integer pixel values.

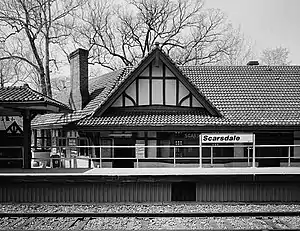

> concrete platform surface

[{"left": 0, "top": 167, "right": 300, "bottom": 176}]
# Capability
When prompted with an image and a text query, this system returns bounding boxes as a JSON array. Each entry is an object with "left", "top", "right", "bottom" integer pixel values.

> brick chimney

[{"left": 69, "top": 48, "right": 89, "bottom": 111}]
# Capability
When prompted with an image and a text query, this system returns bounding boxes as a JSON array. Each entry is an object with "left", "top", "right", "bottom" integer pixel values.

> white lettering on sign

[{"left": 201, "top": 133, "right": 253, "bottom": 143}]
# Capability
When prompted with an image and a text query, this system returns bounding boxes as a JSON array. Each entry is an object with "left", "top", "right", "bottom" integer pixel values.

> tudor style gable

[
  {"left": 111, "top": 58, "right": 203, "bottom": 108},
  {"left": 93, "top": 46, "right": 221, "bottom": 117},
  {"left": 6, "top": 121, "right": 23, "bottom": 135}
]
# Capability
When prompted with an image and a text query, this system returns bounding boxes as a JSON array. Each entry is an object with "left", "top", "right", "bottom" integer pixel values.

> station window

[
  {"left": 175, "top": 140, "right": 183, "bottom": 157},
  {"left": 101, "top": 139, "right": 113, "bottom": 158},
  {"left": 35, "top": 129, "right": 51, "bottom": 151},
  {"left": 157, "top": 140, "right": 171, "bottom": 157}
]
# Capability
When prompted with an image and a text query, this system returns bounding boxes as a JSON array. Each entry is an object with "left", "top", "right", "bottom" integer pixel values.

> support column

[{"left": 23, "top": 110, "right": 31, "bottom": 169}]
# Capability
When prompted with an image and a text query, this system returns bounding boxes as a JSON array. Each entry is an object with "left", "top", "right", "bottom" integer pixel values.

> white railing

[{"left": 28, "top": 144, "right": 300, "bottom": 169}]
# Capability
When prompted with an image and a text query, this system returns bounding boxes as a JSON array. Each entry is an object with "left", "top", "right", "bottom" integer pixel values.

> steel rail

[{"left": 0, "top": 211, "right": 300, "bottom": 218}]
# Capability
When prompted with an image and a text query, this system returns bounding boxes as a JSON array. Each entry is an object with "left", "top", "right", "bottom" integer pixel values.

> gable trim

[
  {"left": 158, "top": 53, "right": 221, "bottom": 117},
  {"left": 92, "top": 51, "right": 157, "bottom": 117}
]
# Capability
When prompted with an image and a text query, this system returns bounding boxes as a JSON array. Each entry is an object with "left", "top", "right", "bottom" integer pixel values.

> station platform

[
  {"left": 0, "top": 167, "right": 300, "bottom": 176},
  {"left": 1, "top": 167, "right": 300, "bottom": 203}
]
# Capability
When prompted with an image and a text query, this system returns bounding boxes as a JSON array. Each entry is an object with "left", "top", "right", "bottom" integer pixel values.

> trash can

[{"left": 51, "top": 154, "right": 61, "bottom": 168}]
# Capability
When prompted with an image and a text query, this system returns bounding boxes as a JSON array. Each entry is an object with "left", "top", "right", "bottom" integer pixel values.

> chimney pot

[{"left": 247, "top": 60, "right": 259, "bottom": 66}]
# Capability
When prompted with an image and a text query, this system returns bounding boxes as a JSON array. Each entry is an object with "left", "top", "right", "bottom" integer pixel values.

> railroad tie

[
  {"left": 76, "top": 217, "right": 91, "bottom": 230},
  {"left": 14, "top": 217, "right": 35, "bottom": 230},
  {"left": 262, "top": 217, "right": 281, "bottom": 230}
]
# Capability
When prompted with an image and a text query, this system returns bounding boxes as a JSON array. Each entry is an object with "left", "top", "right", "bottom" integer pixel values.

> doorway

[
  {"left": 171, "top": 182, "right": 196, "bottom": 201},
  {"left": 256, "top": 132, "right": 293, "bottom": 167},
  {"left": 113, "top": 138, "right": 135, "bottom": 168}
]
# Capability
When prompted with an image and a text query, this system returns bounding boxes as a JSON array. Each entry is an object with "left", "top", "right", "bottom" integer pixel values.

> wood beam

[{"left": 0, "top": 107, "right": 22, "bottom": 116}]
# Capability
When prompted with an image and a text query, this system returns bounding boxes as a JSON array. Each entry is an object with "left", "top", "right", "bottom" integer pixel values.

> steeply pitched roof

[
  {"left": 84, "top": 68, "right": 133, "bottom": 114},
  {"left": 0, "top": 84, "right": 71, "bottom": 114},
  {"left": 32, "top": 48, "right": 300, "bottom": 129},
  {"left": 77, "top": 65, "right": 300, "bottom": 128}
]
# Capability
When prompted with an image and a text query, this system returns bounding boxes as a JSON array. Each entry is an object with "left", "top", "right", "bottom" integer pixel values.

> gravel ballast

[{"left": 0, "top": 203, "right": 299, "bottom": 230}]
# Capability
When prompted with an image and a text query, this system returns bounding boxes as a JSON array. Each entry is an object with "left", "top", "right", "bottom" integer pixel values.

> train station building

[
  {"left": 1, "top": 45, "right": 300, "bottom": 203},
  {"left": 29, "top": 45, "right": 300, "bottom": 169}
]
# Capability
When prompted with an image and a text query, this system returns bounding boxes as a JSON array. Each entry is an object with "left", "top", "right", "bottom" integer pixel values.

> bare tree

[
  {"left": 260, "top": 47, "right": 291, "bottom": 66},
  {"left": 72, "top": 0, "right": 250, "bottom": 70},
  {"left": 216, "top": 30, "right": 254, "bottom": 66},
  {"left": 0, "top": 0, "right": 84, "bottom": 96},
  {"left": 0, "top": 58, "right": 38, "bottom": 87}
]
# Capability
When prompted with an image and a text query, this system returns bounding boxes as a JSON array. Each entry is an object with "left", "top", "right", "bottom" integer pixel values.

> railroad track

[{"left": 0, "top": 211, "right": 299, "bottom": 230}]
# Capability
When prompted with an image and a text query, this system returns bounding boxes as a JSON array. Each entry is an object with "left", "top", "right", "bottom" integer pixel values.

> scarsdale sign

[{"left": 201, "top": 133, "right": 253, "bottom": 143}]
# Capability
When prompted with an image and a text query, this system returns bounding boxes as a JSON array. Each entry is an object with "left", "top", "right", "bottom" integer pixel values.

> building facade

[{"left": 32, "top": 46, "right": 300, "bottom": 169}]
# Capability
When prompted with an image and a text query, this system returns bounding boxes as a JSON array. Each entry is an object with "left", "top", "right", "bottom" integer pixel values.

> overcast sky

[{"left": 204, "top": 0, "right": 300, "bottom": 64}]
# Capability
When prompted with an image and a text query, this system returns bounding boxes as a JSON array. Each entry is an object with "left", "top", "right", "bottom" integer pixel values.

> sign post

[
  {"left": 199, "top": 135, "right": 202, "bottom": 168},
  {"left": 252, "top": 134, "right": 256, "bottom": 168}
]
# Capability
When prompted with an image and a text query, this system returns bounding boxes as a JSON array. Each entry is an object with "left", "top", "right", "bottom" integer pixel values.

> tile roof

[
  {"left": 31, "top": 110, "right": 87, "bottom": 128},
  {"left": 0, "top": 84, "right": 71, "bottom": 112},
  {"left": 32, "top": 68, "right": 132, "bottom": 128},
  {"left": 30, "top": 46, "right": 300, "bottom": 129},
  {"left": 84, "top": 68, "right": 133, "bottom": 114},
  {"left": 77, "top": 65, "right": 300, "bottom": 128},
  {"left": 76, "top": 109, "right": 231, "bottom": 128},
  {"left": 181, "top": 65, "right": 300, "bottom": 126}
]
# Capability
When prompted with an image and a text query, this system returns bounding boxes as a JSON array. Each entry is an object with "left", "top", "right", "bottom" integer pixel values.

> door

[{"left": 113, "top": 138, "right": 135, "bottom": 168}]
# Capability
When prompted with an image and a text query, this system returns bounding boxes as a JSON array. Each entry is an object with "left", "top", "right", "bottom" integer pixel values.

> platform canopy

[
  {"left": 0, "top": 84, "right": 71, "bottom": 116},
  {"left": 0, "top": 84, "right": 71, "bottom": 168}
]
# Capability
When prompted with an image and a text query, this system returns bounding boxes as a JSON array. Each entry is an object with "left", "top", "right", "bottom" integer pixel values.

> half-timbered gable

[
  {"left": 111, "top": 59, "right": 203, "bottom": 108},
  {"left": 92, "top": 45, "right": 220, "bottom": 118}
]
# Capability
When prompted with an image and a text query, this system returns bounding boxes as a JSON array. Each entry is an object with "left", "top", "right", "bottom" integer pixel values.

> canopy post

[{"left": 23, "top": 110, "right": 31, "bottom": 169}]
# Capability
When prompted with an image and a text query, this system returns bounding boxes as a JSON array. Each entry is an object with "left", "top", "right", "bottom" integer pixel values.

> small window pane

[
  {"left": 165, "top": 67, "right": 175, "bottom": 77},
  {"left": 140, "top": 67, "right": 149, "bottom": 76},
  {"left": 152, "top": 79, "right": 163, "bottom": 104},
  {"left": 166, "top": 79, "right": 176, "bottom": 105},
  {"left": 138, "top": 79, "right": 149, "bottom": 105}
]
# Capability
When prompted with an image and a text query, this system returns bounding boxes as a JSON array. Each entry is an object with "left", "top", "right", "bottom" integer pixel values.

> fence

[{"left": 29, "top": 144, "right": 300, "bottom": 169}]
